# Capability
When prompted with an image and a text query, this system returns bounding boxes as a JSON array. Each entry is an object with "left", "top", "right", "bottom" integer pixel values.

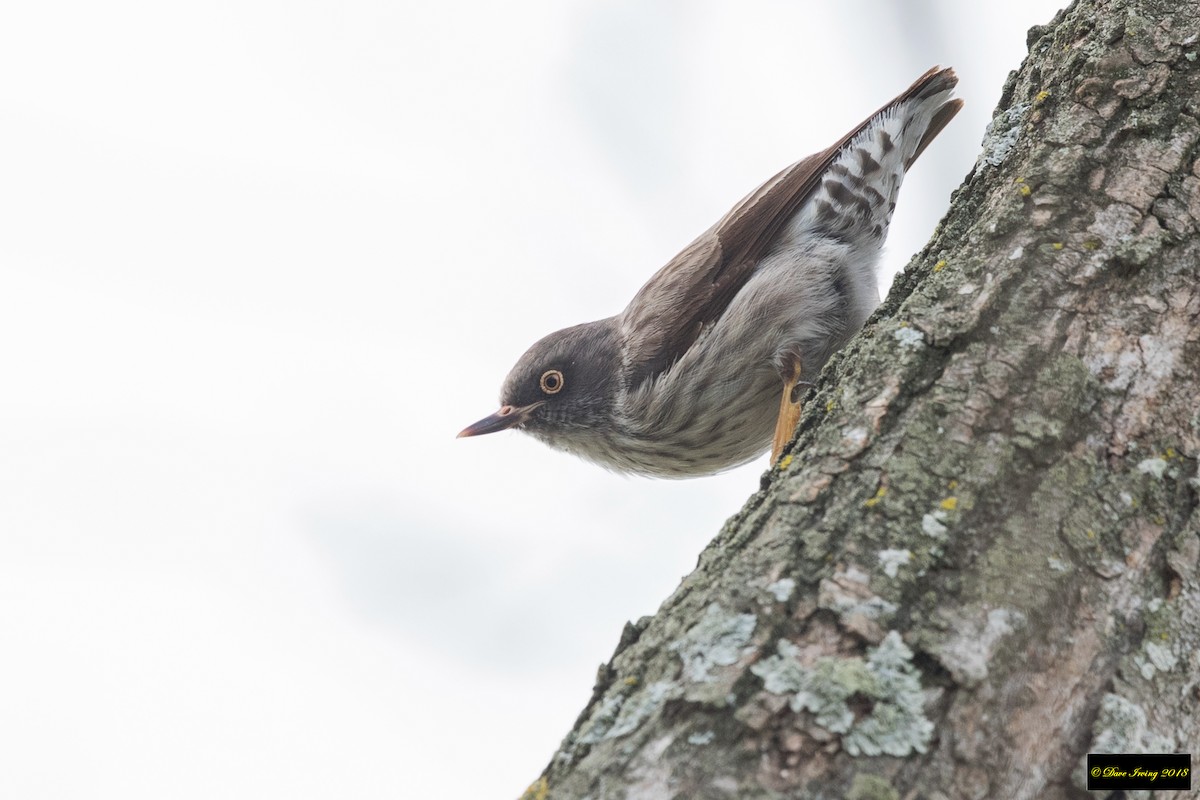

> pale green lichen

[
  {"left": 1091, "top": 693, "right": 1175, "bottom": 752},
  {"left": 980, "top": 103, "right": 1031, "bottom": 167},
  {"left": 847, "top": 773, "right": 901, "bottom": 800},
  {"left": 670, "top": 603, "right": 757, "bottom": 683},
  {"left": 574, "top": 679, "right": 681, "bottom": 746},
  {"left": 1076, "top": 694, "right": 1177, "bottom": 790},
  {"left": 750, "top": 632, "right": 933, "bottom": 757},
  {"left": 766, "top": 578, "right": 796, "bottom": 602},
  {"left": 574, "top": 694, "right": 625, "bottom": 745},
  {"left": 604, "top": 681, "right": 679, "bottom": 739}
]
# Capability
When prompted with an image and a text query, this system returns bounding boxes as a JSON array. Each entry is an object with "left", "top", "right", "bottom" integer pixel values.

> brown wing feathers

[{"left": 620, "top": 67, "right": 960, "bottom": 386}]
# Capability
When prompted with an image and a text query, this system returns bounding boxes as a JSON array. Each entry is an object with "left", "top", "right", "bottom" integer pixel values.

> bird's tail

[
  {"left": 899, "top": 67, "right": 964, "bottom": 168},
  {"left": 802, "top": 66, "right": 962, "bottom": 247}
]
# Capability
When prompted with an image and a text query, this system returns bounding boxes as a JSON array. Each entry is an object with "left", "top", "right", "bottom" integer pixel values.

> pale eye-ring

[{"left": 539, "top": 369, "right": 564, "bottom": 395}]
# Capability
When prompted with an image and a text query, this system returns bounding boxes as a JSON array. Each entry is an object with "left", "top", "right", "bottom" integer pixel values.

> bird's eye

[{"left": 539, "top": 369, "right": 564, "bottom": 395}]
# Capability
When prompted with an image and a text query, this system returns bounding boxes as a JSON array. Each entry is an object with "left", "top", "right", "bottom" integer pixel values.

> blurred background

[{"left": 1, "top": 1, "right": 1064, "bottom": 797}]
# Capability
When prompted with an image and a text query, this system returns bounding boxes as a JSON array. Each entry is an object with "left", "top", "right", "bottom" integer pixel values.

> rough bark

[{"left": 525, "top": 0, "right": 1200, "bottom": 797}]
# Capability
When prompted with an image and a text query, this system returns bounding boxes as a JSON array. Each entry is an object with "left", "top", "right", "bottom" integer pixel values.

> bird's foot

[{"left": 771, "top": 358, "right": 804, "bottom": 464}]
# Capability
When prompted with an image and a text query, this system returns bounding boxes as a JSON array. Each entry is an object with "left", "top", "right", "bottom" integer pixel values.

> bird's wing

[{"left": 618, "top": 66, "right": 961, "bottom": 387}]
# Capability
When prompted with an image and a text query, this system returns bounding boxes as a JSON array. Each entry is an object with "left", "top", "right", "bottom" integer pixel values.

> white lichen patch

[
  {"left": 921, "top": 511, "right": 949, "bottom": 539},
  {"left": 1091, "top": 694, "right": 1176, "bottom": 752},
  {"left": 979, "top": 102, "right": 1031, "bottom": 167},
  {"left": 766, "top": 578, "right": 796, "bottom": 603},
  {"left": 1134, "top": 640, "right": 1178, "bottom": 679},
  {"left": 1009, "top": 245, "right": 1025, "bottom": 260},
  {"left": 1137, "top": 457, "right": 1168, "bottom": 478},
  {"left": 892, "top": 326, "right": 925, "bottom": 350},
  {"left": 1047, "top": 556, "right": 1069, "bottom": 572},
  {"left": 841, "top": 426, "right": 869, "bottom": 450},
  {"left": 931, "top": 608, "right": 1025, "bottom": 688},
  {"left": 671, "top": 603, "right": 757, "bottom": 683},
  {"left": 878, "top": 549, "right": 912, "bottom": 578},
  {"left": 687, "top": 730, "right": 715, "bottom": 746},
  {"left": 750, "top": 631, "right": 933, "bottom": 757}
]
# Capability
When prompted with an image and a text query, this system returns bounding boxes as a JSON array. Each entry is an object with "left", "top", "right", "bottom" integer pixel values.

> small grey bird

[{"left": 460, "top": 67, "right": 962, "bottom": 477}]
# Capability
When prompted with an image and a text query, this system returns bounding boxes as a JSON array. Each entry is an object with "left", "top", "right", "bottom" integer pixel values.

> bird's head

[{"left": 458, "top": 319, "right": 620, "bottom": 442}]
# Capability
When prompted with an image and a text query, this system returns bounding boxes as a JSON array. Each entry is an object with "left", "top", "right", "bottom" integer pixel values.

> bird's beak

[{"left": 457, "top": 402, "right": 544, "bottom": 438}]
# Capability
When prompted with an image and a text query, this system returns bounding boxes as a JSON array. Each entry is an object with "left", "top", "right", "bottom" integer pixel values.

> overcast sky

[{"left": 2, "top": 2, "right": 1066, "bottom": 797}]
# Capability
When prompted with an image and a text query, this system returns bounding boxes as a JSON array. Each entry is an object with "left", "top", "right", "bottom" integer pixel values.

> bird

[{"left": 459, "top": 67, "right": 962, "bottom": 478}]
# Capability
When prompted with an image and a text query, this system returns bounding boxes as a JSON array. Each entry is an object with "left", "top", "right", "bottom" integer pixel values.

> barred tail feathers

[{"left": 799, "top": 67, "right": 962, "bottom": 247}]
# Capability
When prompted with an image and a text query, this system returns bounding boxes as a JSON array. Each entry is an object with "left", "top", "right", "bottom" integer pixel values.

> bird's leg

[{"left": 771, "top": 356, "right": 804, "bottom": 464}]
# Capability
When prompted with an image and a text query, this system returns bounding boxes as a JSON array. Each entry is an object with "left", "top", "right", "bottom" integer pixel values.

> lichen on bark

[{"left": 525, "top": 1, "right": 1200, "bottom": 797}]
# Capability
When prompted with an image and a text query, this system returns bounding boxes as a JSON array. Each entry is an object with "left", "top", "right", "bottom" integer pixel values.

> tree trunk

[{"left": 525, "top": 0, "right": 1200, "bottom": 797}]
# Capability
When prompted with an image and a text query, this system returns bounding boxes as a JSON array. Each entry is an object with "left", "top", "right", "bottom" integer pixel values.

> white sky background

[{"left": 1, "top": 2, "right": 1065, "bottom": 797}]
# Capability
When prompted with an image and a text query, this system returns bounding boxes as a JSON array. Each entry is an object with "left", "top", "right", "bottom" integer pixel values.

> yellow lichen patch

[
  {"left": 520, "top": 777, "right": 549, "bottom": 800},
  {"left": 778, "top": 454, "right": 794, "bottom": 471},
  {"left": 947, "top": 479, "right": 959, "bottom": 490},
  {"left": 1034, "top": 89, "right": 1051, "bottom": 105},
  {"left": 1086, "top": 528, "right": 1096, "bottom": 539},
  {"left": 1018, "top": 184, "right": 1032, "bottom": 197},
  {"left": 1083, "top": 239, "right": 1102, "bottom": 250},
  {"left": 826, "top": 400, "right": 838, "bottom": 412},
  {"left": 1052, "top": 242, "right": 1064, "bottom": 250},
  {"left": 623, "top": 676, "right": 639, "bottom": 686},
  {"left": 1164, "top": 447, "right": 1178, "bottom": 459},
  {"left": 933, "top": 259, "right": 947, "bottom": 272},
  {"left": 939, "top": 496, "right": 958, "bottom": 511},
  {"left": 864, "top": 486, "right": 888, "bottom": 508}
]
